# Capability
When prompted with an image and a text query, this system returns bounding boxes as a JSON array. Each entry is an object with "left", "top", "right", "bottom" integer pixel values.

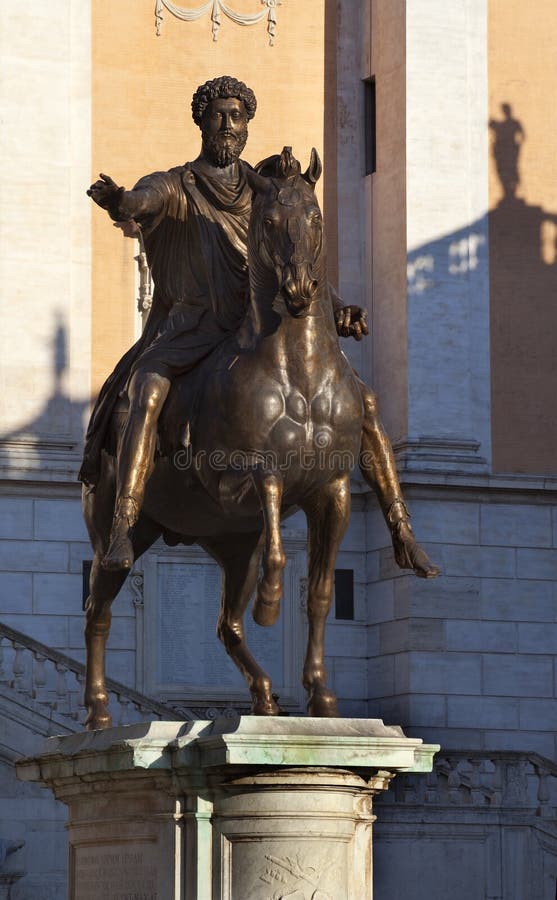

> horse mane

[{"left": 255, "top": 147, "right": 301, "bottom": 180}]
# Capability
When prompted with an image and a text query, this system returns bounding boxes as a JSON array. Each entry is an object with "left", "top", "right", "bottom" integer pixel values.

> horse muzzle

[{"left": 279, "top": 264, "right": 318, "bottom": 316}]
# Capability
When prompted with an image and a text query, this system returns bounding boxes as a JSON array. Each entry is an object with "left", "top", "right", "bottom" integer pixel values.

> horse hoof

[
  {"left": 85, "top": 709, "right": 112, "bottom": 731},
  {"left": 396, "top": 540, "right": 440, "bottom": 579},
  {"left": 393, "top": 524, "right": 440, "bottom": 579},
  {"left": 307, "top": 689, "right": 339, "bottom": 717},
  {"left": 250, "top": 677, "right": 279, "bottom": 715},
  {"left": 253, "top": 582, "right": 281, "bottom": 627},
  {"left": 251, "top": 696, "right": 280, "bottom": 716}
]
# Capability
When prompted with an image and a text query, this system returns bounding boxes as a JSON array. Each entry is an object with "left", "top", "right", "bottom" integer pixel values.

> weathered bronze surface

[{"left": 82, "top": 77, "right": 439, "bottom": 730}]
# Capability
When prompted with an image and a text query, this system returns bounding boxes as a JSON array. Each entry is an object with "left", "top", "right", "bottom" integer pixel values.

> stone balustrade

[
  {"left": 0, "top": 621, "right": 184, "bottom": 728},
  {"left": 378, "top": 749, "right": 557, "bottom": 817}
]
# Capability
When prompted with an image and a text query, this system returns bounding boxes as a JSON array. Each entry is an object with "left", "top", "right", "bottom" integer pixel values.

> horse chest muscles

[
  {"left": 282, "top": 387, "right": 333, "bottom": 427},
  {"left": 285, "top": 391, "right": 309, "bottom": 424},
  {"left": 276, "top": 375, "right": 357, "bottom": 418},
  {"left": 310, "top": 392, "right": 332, "bottom": 421},
  {"left": 270, "top": 381, "right": 359, "bottom": 442}
]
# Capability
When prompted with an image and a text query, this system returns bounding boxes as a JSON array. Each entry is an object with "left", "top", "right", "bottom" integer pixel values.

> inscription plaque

[
  {"left": 157, "top": 560, "right": 284, "bottom": 688},
  {"left": 141, "top": 540, "right": 306, "bottom": 707},
  {"left": 73, "top": 844, "right": 159, "bottom": 900}
]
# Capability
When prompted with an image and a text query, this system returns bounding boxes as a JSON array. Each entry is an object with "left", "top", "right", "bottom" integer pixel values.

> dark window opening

[
  {"left": 82, "top": 560, "right": 92, "bottom": 610},
  {"left": 364, "top": 77, "right": 376, "bottom": 175},
  {"left": 334, "top": 569, "right": 354, "bottom": 620}
]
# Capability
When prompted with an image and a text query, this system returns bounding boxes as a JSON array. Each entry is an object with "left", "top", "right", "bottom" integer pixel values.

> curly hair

[{"left": 191, "top": 76, "right": 257, "bottom": 126}]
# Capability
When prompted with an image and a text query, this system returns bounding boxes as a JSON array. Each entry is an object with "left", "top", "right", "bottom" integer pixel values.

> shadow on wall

[
  {"left": 0, "top": 314, "right": 89, "bottom": 475},
  {"left": 489, "top": 102, "right": 525, "bottom": 201},
  {"left": 1, "top": 105, "right": 555, "bottom": 478},
  {"left": 407, "top": 103, "right": 557, "bottom": 476}
]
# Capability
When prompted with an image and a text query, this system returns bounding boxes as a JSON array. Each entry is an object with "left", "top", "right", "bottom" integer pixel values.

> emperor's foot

[
  {"left": 101, "top": 532, "right": 133, "bottom": 571},
  {"left": 101, "top": 496, "right": 138, "bottom": 571}
]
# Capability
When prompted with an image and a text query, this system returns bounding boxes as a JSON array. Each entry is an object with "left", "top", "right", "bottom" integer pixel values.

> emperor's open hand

[
  {"left": 335, "top": 305, "right": 369, "bottom": 341},
  {"left": 87, "top": 173, "right": 124, "bottom": 210}
]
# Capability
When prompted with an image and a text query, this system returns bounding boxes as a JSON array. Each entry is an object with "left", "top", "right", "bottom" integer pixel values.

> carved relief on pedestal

[{"left": 258, "top": 851, "right": 337, "bottom": 899}]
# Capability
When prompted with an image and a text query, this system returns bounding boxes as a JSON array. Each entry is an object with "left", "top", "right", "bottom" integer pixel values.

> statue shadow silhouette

[
  {"left": 488, "top": 103, "right": 557, "bottom": 473},
  {"left": 2, "top": 105, "right": 555, "bottom": 479},
  {"left": 489, "top": 102, "right": 525, "bottom": 201},
  {"left": 0, "top": 314, "right": 89, "bottom": 476},
  {"left": 407, "top": 103, "right": 557, "bottom": 475}
]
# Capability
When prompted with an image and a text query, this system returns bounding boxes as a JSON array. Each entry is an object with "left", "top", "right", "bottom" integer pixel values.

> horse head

[{"left": 246, "top": 147, "right": 325, "bottom": 318}]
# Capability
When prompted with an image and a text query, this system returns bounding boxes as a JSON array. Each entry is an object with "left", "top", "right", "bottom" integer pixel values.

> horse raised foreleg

[
  {"left": 251, "top": 471, "right": 286, "bottom": 627},
  {"left": 358, "top": 382, "right": 440, "bottom": 578},
  {"left": 301, "top": 473, "right": 351, "bottom": 717},
  {"left": 201, "top": 532, "right": 280, "bottom": 715}
]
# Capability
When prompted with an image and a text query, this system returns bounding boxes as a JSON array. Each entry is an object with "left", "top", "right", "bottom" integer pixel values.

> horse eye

[{"left": 264, "top": 218, "right": 275, "bottom": 227}]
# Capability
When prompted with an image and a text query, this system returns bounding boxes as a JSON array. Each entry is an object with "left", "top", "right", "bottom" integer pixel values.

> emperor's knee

[{"left": 128, "top": 371, "right": 169, "bottom": 418}]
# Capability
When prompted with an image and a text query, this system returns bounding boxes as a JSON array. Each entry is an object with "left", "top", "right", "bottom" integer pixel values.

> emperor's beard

[{"left": 201, "top": 127, "right": 248, "bottom": 168}]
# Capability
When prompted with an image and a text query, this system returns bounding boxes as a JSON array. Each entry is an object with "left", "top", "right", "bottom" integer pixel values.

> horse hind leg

[
  {"left": 84, "top": 558, "right": 127, "bottom": 730},
  {"left": 84, "top": 509, "right": 162, "bottom": 730},
  {"left": 301, "top": 474, "right": 352, "bottom": 717},
  {"left": 201, "top": 531, "right": 280, "bottom": 716}
]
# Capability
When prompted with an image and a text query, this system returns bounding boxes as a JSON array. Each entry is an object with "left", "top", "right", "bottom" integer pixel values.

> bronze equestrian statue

[{"left": 81, "top": 77, "right": 439, "bottom": 730}]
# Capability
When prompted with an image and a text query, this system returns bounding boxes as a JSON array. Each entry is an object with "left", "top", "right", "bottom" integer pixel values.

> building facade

[{"left": 1, "top": 1, "right": 556, "bottom": 897}]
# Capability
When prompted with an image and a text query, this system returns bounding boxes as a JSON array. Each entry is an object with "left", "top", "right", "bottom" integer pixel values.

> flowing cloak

[{"left": 78, "top": 160, "right": 253, "bottom": 487}]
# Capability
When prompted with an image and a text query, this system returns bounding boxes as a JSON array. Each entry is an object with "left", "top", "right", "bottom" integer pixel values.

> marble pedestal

[{"left": 17, "top": 718, "right": 438, "bottom": 899}]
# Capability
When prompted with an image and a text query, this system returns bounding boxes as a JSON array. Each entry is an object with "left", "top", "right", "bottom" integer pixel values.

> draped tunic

[{"left": 78, "top": 160, "right": 253, "bottom": 487}]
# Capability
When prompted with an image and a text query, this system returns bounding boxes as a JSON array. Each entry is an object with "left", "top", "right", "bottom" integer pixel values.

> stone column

[{"left": 17, "top": 718, "right": 438, "bottom": 900}]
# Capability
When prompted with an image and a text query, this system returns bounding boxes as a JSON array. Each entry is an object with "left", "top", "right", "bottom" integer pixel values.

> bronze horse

[{"left": 83, "top": 147, "right": 364, "bottom": 729}]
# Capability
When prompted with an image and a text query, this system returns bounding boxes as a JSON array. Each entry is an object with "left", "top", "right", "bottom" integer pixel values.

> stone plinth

[{"left": 17, "top": 718, "right": 438, "bottom": 900}]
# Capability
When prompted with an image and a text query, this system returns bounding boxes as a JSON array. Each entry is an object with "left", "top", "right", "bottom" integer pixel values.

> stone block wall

[
  {"left": 374, "top": 750, "right": 557, "bottom": 900},
  {"left": 0, "top": 491, "right": 137, "bottom": 689},
  {"left": 367, "top": 485, "right": 557, "bottom": 758},
  {"left": 0, "top": 491, "right": 371, "bottom": 717}
]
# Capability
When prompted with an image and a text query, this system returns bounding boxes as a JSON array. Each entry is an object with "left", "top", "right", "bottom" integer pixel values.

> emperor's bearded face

[{"left": 201, "top": 97, "right": 249, "bottom": 167}]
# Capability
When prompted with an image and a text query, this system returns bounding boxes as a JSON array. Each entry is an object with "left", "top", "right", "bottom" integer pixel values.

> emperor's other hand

[{"left": 335, "top": 305, "right": 369, "bottom": 341}]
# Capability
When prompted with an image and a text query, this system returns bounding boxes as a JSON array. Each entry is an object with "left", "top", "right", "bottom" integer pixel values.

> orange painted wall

[
  {"left": 91, "top": 0, "right": 330, "bottom": 393},
  {"left": 369, "top": 0, "right": 407, "bottom": 441},
  {"left": 489, "top": 0, "right": 557, "bottom": 473}
]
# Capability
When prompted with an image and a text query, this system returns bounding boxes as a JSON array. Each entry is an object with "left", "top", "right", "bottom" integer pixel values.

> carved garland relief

[{"left": 154, "top": 0, "right": 282, "bottom": 44}]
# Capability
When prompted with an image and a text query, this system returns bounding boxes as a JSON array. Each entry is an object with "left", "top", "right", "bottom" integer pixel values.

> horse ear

[
  {"left": 303, "top": 148, "right": 322, "bottom": 185},
  {"left": 244, "top": 164, "right": 272, "bottom": 196}
]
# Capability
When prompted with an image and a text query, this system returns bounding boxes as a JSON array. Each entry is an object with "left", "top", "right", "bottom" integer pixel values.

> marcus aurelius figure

[{"left": 81, "top": 76, "right": 439, "bottom": 580}]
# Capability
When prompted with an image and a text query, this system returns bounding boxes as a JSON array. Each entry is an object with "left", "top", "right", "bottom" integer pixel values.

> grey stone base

[{"left": 17, "top": 718, "right": 437, "bottom": 900}]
